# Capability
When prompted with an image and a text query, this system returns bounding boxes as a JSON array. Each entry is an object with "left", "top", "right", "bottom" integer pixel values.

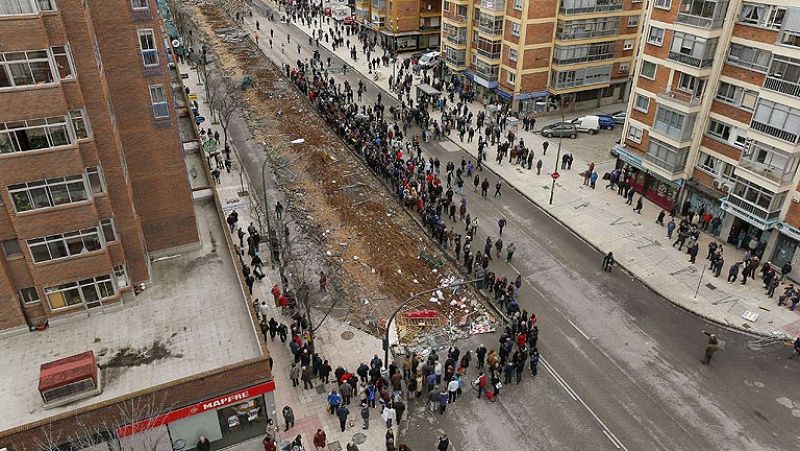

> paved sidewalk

[
  {"left": 179, "top": 59, "right": 398, "bottom": 451},
  {"left": 240, "top": 10, "right": 800, "bottom": 338}
]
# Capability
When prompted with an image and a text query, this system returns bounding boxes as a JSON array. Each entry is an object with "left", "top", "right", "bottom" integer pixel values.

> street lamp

[
  {"left": 549, "top": 104, "right": 566, "bottom": 205},
  {"left": 261, "top": 138, "right": 305, "bottom": 268},
  {"left": 382, "top": 278, "right": 483, "bottom": 366}
]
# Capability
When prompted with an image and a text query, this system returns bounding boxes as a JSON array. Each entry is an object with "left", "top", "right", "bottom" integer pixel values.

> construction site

[{"left": 184, "top": 2, "right": 498, "bottom": 351}]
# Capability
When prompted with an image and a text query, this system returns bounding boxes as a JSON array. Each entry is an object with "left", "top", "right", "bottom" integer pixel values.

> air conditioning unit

[{"left": 713, "top": 179, "right": 732, "bottom": 192}]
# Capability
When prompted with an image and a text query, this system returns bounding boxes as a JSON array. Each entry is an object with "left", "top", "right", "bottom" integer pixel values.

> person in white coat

[{"left": 381, "top": 403, "right": 396, "bottom": 428}]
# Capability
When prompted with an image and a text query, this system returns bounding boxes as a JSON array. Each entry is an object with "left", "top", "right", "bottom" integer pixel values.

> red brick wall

[
  {"left": 710, "top": 99, "right": 753, "bottom": 125},
  {"left": 520, "top": 71, "right": 548, "bottom": 92},
  {"left": 701, "top": 135, "right": 742, "bottom": 161},
  {"left": 527, "top": 0, "right": 556, "bottom": 19},
  {"left": 732, "top": 24, "right": 778, "bottom": 46},
  {"left": 721, "top": 64, "right": 766, "bottom": 88},
  {"left": 525, "top": 22, "right": 553, "bottom": 45}
]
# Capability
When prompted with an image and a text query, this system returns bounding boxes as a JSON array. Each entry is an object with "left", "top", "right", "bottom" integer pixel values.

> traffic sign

[{"left": 551, "top": 172, "right": 560, "bottom": 179}]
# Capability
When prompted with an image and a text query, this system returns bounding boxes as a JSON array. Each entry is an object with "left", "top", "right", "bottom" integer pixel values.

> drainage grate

[{"left": 327, "top": 442, "right": 342, "bottom": 451}]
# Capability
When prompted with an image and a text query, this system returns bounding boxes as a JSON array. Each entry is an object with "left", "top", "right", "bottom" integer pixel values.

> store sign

[{"left": 117, "top": 380, "right": 275, "bottom": 438}]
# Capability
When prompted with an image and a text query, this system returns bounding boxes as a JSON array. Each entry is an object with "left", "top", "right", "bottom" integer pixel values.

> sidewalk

[
  {"left": 242, "top": 10, "right": 800, "bottom": 338},
  {"left": 179, "top": 59, "right": 398, "bottom": 451}
]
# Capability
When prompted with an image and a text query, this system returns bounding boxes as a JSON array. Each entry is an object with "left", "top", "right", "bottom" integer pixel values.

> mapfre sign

[{"left": 117, "top": 380, "right": 275, "bottom": 437}]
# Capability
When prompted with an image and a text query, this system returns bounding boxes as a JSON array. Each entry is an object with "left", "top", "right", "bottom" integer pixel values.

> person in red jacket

[{"left": 313, "top": 428, "right": 327, "bottom": 449}]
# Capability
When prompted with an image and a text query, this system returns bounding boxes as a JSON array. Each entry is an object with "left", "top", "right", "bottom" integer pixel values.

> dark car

[
  {"left": 597, "top": 115, "right": 616, "bottom": 130},
  {"left": 541, "top": 122, "right": 578, "bottom": 139},
  {"left": 600, "top": 111, "right": 627, "bottom": 124}
]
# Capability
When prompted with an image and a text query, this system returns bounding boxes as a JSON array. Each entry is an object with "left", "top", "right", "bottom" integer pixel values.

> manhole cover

[
  {"left": 327, "top": 442, "right": 342, "bottom": 451},
  {"left": 352, "top": 433, "right": 367, "bottom": 445},
  {"left": 341, "top": 331, "right": 354, "bottom": 340},
  {"left": 705, "top": 283, "right": 717, "bottom": 290}
]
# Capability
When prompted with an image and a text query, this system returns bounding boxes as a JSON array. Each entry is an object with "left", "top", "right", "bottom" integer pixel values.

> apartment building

[
  {"left": 441, "top": 0, "right": 644, "bottom": 114},
  {"left": 355, "top": 0, "right": 442, "bottom": 50},
  {"left": 617, "top": 0, "right": 800, "bottom": 276},
  {"left": 0, "top": 0, "right": 198, "bottom": 332}
]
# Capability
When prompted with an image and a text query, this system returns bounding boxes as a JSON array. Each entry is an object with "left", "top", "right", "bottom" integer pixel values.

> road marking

[
  {"left": 567, "top": 318, "right": 590, "bottom": 340},
  {"left": 541, "top": 357, "right": 628, "bottom": 451},
  {"left": 508, "top": 262, "right": 522, "bottom": 275}
]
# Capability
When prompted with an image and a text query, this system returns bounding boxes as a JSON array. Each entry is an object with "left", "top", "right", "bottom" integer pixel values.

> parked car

[
  {"left": 609, "top": 111, "right": 627, "bottom": 124},
  {"left": 571, "top": 116, "right": 601, "bottom": 134},
  {"left": 541, "top": 122, "right": 578, "bottom": 139},
  {"left": 417, "top": 51, "right": 441, "bottom": 69}
]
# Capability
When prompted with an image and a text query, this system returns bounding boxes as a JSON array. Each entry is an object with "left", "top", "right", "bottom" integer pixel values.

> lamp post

[
  {"left": 382, "top": 278, "right": 482, "bottom": 366},
  {"left": 260, "top": 138, "right": 305, "bottom": 268},
  {"left": 548, "top": 106, "right": 566, "bottom": 205}
]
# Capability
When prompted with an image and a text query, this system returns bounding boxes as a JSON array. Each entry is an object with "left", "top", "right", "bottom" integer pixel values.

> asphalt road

[{"left": 226, "top": 8, "right": 800, "bottom": 450}]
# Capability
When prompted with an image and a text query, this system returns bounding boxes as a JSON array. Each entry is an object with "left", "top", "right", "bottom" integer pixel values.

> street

[{"left": 216, "top": 6, "right": 799, "bottom": 450}]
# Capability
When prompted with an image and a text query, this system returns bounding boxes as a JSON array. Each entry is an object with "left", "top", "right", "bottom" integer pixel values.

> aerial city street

[{"left": 1, "top": 0, "right": 800, "bottom": 450}]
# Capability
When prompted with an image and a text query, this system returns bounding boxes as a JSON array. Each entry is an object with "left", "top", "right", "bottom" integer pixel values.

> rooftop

[{"left": 0, "top": 199, "right": 262, "bottom": 433}]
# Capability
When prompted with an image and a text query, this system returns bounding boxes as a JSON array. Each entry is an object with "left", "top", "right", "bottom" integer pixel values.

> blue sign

[{"left": 195, "top": 116, "right": 206, "bottom": 125}]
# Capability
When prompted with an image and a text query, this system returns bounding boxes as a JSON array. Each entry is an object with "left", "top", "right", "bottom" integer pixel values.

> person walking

[
  {"left": 382, "top": 403, "right": 396, "bottom": 428},
  {"left": 282, "top": 405, "right": 295, "bottom": 431},
  {"left": 789, "top": 336, "right": 800, "bottom": 359},
  {"left": 701, "top": 331, "right": 719, "bottom": 364},
  {"left": 494, "top": 180, "right": 503, "bottom": 197},
  {"left": 634, "top": 196, "right": 644, "bottom": 214},
  {"left": 498, "top": 218, "right": 506, "bottom": 235},
  {"left": 336, "top": 404, "right": 350, "bottom": 432},
  {"left": 313, "top": 429, "right": 327, "bottom": 450},
  {"left": 447, "top": 377, "right": 459, "bottom": 403},
  {"left": 360, "top": 402, "right": 370, "bottom": 429},
  {"left": 290, "top": 363, "right": 300, "bottom": 387},
  {"left": 437, "top": 434, "right": 451, "bottom": 451},
  {"left": 667, "top": 218, "right": 676, "bottom": 239},
  {"left": 506, "top": 243, "right": 516, "bottom": 262},
  {"left": 301, "top": 365, "right": 314, "bottom": 389},
  {"left": 529, "top": 348, "right": 540, "bottom": 376},
  {"left": 437, "top": 389, "right": 448, "bottom": 414},
  {"left": 476, "top": 344, "right": 487, "bottom": 369}
]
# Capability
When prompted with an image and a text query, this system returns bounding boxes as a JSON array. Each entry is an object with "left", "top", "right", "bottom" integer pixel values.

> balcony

[
  {"left": 676, "top": 13, "right": 724, "bottom": 29},
  {"left": 668, "top": 51, "right": 714, "bottom": 69},
  {"left": 552, "top": 52, "right": 614, "bottom": 66},
  {"left": 764, "top": 76, "right": 800, "bottom": 99},
  {"left": 473, "top": 63, "right": 499, "bottom": 81},
  {"left": 560, "top": 1, "right": 623, "bottom": 15},
  {"left": 445, "top": 51, "right": 467, "bottom": 67},
  {"left": 658, "top": 89, "right": 703, "bottom": 107},
  {"left": 721, "top": 195, "right": 782, "bottom": 227},
  {"left": 478, "top": 0, "right": 505, "bottom": 12},
  {"left": 739, "top": 153, "right": 799, "bottom": 186},
  {"left": 444, "top": 32, "right": 467, "bottom": 45},
  {"left": 750, "top": 120, "right": 800, "bottom": 144},
  {"left": 372, "top": 0, "right": 385, "bottom": 8},
  {"left": 556, "top": 28, "right": 618, "bottom": 41}
]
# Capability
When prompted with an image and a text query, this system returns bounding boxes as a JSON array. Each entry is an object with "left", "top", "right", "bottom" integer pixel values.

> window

[
  {"left": 70, "top": 110, "right": 89, "bottom": 139},
  {"left": 508, "top": 48, "right": 517, "bottom": 62},
  {"left": 50, "top": 45, "right": 74, "bottom": 79},
  {"left": 647, "top": 138, "right": 689, "bottom": 173},
  {"left": 707, "top": 119, "right": 731, "bottom": 141},
  {"left": 511, "top": 22, "right": 521, "bottom": 37},
  {"left": 101, "top": 218, "right": 117, "bottom": 242},
  {"left": 149, "top": 85, "right": 169, "bottom": 119},
  {"left": 654, "top": 105, "right": 695, "bottom": 141},
  {"left": 0, "top": 0, "right": 36, "bottom": 15},
  {"left": 45, "top": 275, "right": 116, "bottom": 310},
  {"left": 85, "top": 166, "right": 105, "bottom": 194},
  {"left": 738, "top": 3, "right": 786, "bottom": 30},
  {"left": 19, "top": 287, "right": 40, "bottom": 304},
  {"left": 507, "top": 71, "right": 516, "bottom": 84},
  {"left": 782, "top": 31, "right": 800, "bottom": 49},
  {"left": 716, "top": 81, "right": 757, "bottom": 110},
  {"left": 131, "top": 0, "right": 147, "bottom": 8},
  {"left": 634, "top": 94, "right": 650, "bottom": 112},
  {"left": 752, "top": 99, "right": 800, "bottom": 143},
  {"left": 647, "top": 26, "right": 664, "bottom": 46},
  {"left": 0, "top": 50, "right": 55, "bottom": 88},
  {"left": 8, "top": 176, "right": 88, "bottom": 212},
  {"left": 27, "top": 228, "right": 103, "bottom": 263},
  {"left": 627, "top": 125, "right": 643, "bottom": 143},
  {"left": 2, "top": 239, "right": 22, "bottom": 259},
  {"left": 697, "top": 152, "right": 721, "bottom": 175},
  {"left": 92, "top": 39, "right": 103, "bottom": 75},
  {"left": 623, "top": 39, "right": 633, "bottom": 51},
  {"left": 138, "top": 29, "right": 159, "bottom": 66},
  {"left": 627, "top": 16, "right": 639, "bottom": 27},
  {"left": 513, "top": 0, "right": 522, "bottom": 10},
  {"left": 0, "top": 116, "right": 72, "bottom": 154},
  {"left": 654, "top": 0, "right": 672, "bottom": 9},
  {"left": 114, "top": 264, "right": 129, "bottom": 288},
  {"left": 641, "top": 61, "right": 657, "bottom": 79},
  {"left": 37, "top": 0, "right": 54, "bottom": 10},
  {"left": 619, "top": 62, "right": 629, "bottom": 73},
  {"left": 727, "top": 43, "right": 771, "bottom": 73}
]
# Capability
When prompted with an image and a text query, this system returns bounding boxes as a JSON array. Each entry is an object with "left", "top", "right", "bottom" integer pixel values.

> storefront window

[
  {"left": 772, "top": 234, "right": 798, "bottom": 268},
  {"left": 214, "top": 397, "right": 266, "bottom": 448}
]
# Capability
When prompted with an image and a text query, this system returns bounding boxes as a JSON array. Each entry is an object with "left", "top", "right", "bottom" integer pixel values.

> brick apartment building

[
  {"left": 616, "top": 0, "right": 800, "bottom": 278},
  {"left": 355, "top": 0, "right": 442, "bottom": 51},
  {"left": 0, "top": 0, "right": 198, "bottom": 333},
  {"left": 441, "top": 0, "right": 645, "bottom": 113}
]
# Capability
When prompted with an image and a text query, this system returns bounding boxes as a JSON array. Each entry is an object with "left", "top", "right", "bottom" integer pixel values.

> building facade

[
  {"left": 617, "top": 0, "right": 800, "bottom": 276},
  {"left": 0, "top": 0, "right": 198, "bottom": 332},
  {"left": 355, "top": 0, "right": 442, "bottom": 50},
  {"left": 442, "top": 0, "right": 645, "bottom": 113}
]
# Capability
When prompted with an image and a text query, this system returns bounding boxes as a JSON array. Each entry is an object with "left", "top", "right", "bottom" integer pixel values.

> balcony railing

[
  {"left": 552, "top": 73, "right": 610, "bottom": 89},
  {"left": 445, "top": 34, "right": 468, "bottom": 45},
  {"left": 723, "top": 195, "right": 782, "bottom": 223},
  {"left": 658, "top": 90, "right": 703, "bottom": 107},
  {"left": 552, "top": 52, "right": 614, "bottom": 65},
  {"left": 478, "top": 0, "right": 505, "bottom": 12},
  {"left": 675, "top": 13, "right": 724, "bottom": 29},
  {"left": 645, "top": 152, "right": 688, "bottom": 175},
  {"left": 556, "top": 28, "right": 617, "bottom": 40},
  {"left": 477, "top": 24, "right": 503, "bottom": 35},
  {"left": 475, "top": 47, "right": 501, "bottom": 59},
  {"left": 763, "top": 76, "right": 800, "bottom": 99},
  {"left": 668, "top": 51, "right": 714, "bottom": 69},
  {"left": 473, "top": 65, "right": 499, "bottom": 81},
  {"left": 738, "top": 159, "right": 795, "bottom": 185},
  {"left": 560, "top": 2, "right": 623, "bottom": 14},
  {"left": 445, "top": 54, "right": 467, "bottom": 66},
  {"left": 750, "top": 120, "right": 800, "bottom": 144}
]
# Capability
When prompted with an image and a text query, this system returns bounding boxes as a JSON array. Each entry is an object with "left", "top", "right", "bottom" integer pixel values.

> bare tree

[
  {"left": 204, "top": 73, "right": 220, "bottom": 124},
  {"left": 211, "top": 78, "right": 240, "bottom": 145}
]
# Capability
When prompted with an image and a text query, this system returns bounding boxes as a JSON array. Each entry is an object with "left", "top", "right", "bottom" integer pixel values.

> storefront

[
  {"left": 515, "top": 90, "right": 548, "bottom": 115},
  {"left": 614, "top": 145, "right": 682, "bottom": 211},
  {"left": 117, "top": 380, "right": 276, "bottom": 451},
  {"left": 680, "top": 179, "right": 725, "bottom": 236},
  {"left": 463, "top": 70, "right": 499, "bottom": 105}
]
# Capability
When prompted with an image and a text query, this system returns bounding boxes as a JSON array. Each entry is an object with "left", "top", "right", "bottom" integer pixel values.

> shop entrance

[{"left": 727, "top": 216, "right": 768, "bottom": 257}]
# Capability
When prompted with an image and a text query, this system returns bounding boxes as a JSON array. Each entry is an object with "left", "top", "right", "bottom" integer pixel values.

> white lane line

[
  {"left": 541, "top": 356, "right": 628, "bottom": 451},
  {"left": 508, "top": 262, "right": 522, "bottom": 275},
  {"left": 567, "top": 318, "right": 591, "bottom": 340}
]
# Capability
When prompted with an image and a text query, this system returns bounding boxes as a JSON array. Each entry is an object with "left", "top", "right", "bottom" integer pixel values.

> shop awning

[
  {"left": 515, "top": 90, "right": 548, "bottom": 100},
  {"left": 494, "top": 88, "right": 513, "bottom": 100},
  {"left": 416, "top": 83, "right": 441, "bottom": 97},
  {"left": 613, "top": 144, "right": 643, "bottom": 168}
]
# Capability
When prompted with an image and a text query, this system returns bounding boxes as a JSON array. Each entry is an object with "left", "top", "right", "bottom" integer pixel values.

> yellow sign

[{"left": 188, "top": 93, "right": 198, "bottom": 101}]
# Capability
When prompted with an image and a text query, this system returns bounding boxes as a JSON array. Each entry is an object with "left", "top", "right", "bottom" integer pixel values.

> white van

[
  {"left": 330, "top": 4, "right": 352, "bottom": 22},
  {"left": 417, "top": 51, "right": 440, "bottom": 69},
  {"left": 571, "top": 115, "right": 601, "bottom": 134}
]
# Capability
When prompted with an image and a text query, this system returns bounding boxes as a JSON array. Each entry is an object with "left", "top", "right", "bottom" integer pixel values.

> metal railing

[
  {"left": 552, "top": 74, "right": 610, "bottom": 89},
  {"left": 556, "top": 28, "right": 617, "bottom": 40},
  {"left": 658, "top": 89, "right": 703, "bottom": 106},
  {"left": 763, "top": 76, "right": 800, "bottom": 99},
  {"left": 750, "top": 120, "right": 800, "bottom": 144},
  {"left": 478, "top": 0, "right": 505, "bottom": 11},
  {"left": 445, "top": 34, "right": 468, "bottom": 45},
  {"left": 645, "top": 153, "right": 687, "bottom": 174},
  {"left": 723, "top": 195, "right": 782, "bottom": 223},
  {"left": 668, "top": 51, "right": 714, "bottom": 69},
  {"left": 738, "top": 159, "right": 794, "bottom": 185},
  {"left": 560, "top": 2, "right": 623, "bottom": 14},
  {"left": 675, "top": 13, "right": 724, "bottom": 29},
  {"left": 552, "top": 52, "right": 614, "bottom": 65}
]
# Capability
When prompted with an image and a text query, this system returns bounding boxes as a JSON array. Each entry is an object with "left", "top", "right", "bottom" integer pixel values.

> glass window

[
  {"left": 131, "top": 0, "right": 148, "bottom": 8},
  {"left": 511, "top": 22, "right": 520, "bottom": 37},
  {"left": 27, "top": 228, "right": 102, "bottom": 263},
  {"left": 647, "top": 27, "right": 664, "bottom": 46},
  {"left": 513, "top": 0, "right": 521, "bottom": 9},
  {"left": 697, "top": 152, "right": 720, "bottom": 174},
  {"left": 654, "top": 0, "right": 672, "bottom": 9},
  {"left": 641, "top": 61, "right": 657, "bottom": 79},
  {"left": 138, "top": 29, "right": 159, "bottom": 66},
  {"left": 7, "top": 175, "right": 88, "bottom": 212},
  {"left": 20, "top": 287, "right": 40, "bottom": 304},
  {"left": 2, "top": 239, "right": 21, "bottom": 258},
  {"left": 508, "top": 48, "right": 517, "bottom": 62},
  {"left": 51, "top": 45, "right": 74, "bottom": 79},
  {"left": 86, "top": 166, "right": 105, "bottom": 194},
  {"left": 738, "top": 3, "right": 785, "bottom": 30},
  {"left": 0, "top": 0, "right": 37, "bottom": 15},
  {"left": 114, "top": 264, "right": 129, "bottom": 288},
  {"left": 727, "top": 43, "right": 771, "bottom": 73},
  {"left": 634, "top": 93, "right": 650, "bottom": 112},
  {"left": 0, "top": 116, "right": 73, "bottom": 154},
  {"left": 45, "top": 275, "right": 115, "bottom": 310},
  {"left": 101, "top": 218, "right": 117, "bottom": 242},
  {"left": 0, "top": 49, "right": 56, "bottom": 88},
  {"left": 627, "top": 125, "right": 643, "bottom": 143},
  {"left": 70, "top": 110, "right": 89, "bottom": 139},
  {"left": 627, "top": 16, "right": 639, "bottom": 27},
  {"left": 149, "top": 84, "right": 169, "bottom": 119},
  {"left": 619, "top": 62, "right": 629, "bottom": 73}
]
